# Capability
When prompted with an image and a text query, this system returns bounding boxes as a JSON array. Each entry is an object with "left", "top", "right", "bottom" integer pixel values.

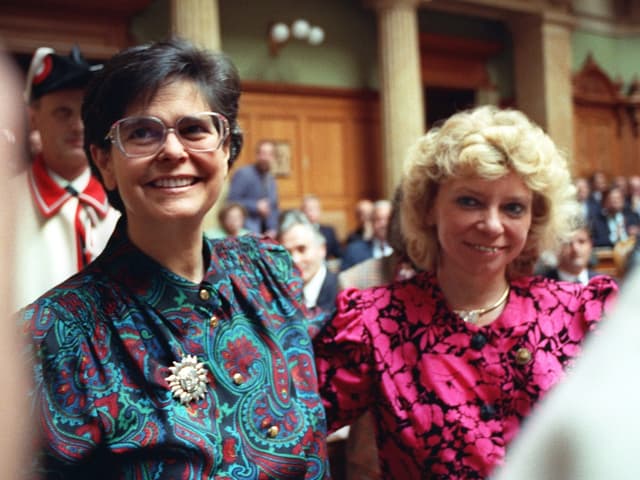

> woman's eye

[
  {"left": 130, "top": 127, "right": 154, "bottom": 139},
  {"left": 456, "top": 196, "right": 480, "bottom": 208},
  {"left": 504, "top": 202, "right": 526, "bottom": 216}
]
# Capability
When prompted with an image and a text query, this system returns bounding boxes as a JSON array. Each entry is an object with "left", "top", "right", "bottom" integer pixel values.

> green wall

[
  {"left": 132, "top": 0, "right": 379, "bottom": 89},
  {"left": 219, "top": 0, "right": 378, "bottom": 89},
  {"left": 132, "top": 1, "right": 639, "bottom": 99},
  {"left": 573, "top": 30, "right": 640, "bottom": 89}
]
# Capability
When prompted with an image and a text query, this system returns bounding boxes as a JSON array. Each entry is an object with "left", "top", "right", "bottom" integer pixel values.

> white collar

[
  {"left": 303, "top": 263, "right": 327, "bottom": 308},
  {"left": 48, "top": 166, "right": 91, "bottom": 192},
  {"left": 558, "top": 268, "right": 589, "bottom": 285}
]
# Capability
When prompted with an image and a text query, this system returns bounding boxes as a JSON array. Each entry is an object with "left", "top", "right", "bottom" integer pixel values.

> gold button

[
  {"left": 199, "top": 289, "right": 210, "bottom": 301},
  {"left": 515, "top": 347, "right": 532, "bottom": 365},
  {"left": 209, "top": 315, "right": 219, "bottom": 328},
  {"left": 267, "top": 425, "right": 279, "bottom": 438},
  {"left": 232, "top": 373, "right": 244, "bottom": 385}
]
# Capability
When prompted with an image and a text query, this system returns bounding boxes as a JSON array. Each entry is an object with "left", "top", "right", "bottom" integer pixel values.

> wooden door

[{"left": 229, "top": 83, "right": 382, "bottom": 241}]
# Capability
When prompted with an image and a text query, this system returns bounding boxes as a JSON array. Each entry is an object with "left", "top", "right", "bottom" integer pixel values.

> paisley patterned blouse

[
  {"left": 24, "top": 220, "right": 329, "bottom": 479},
  {"left": 313, "top": 271, "right": 617, "bottom": 479}
]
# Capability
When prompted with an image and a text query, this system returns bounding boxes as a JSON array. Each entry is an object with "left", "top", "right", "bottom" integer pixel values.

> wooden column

[
  {"left": 368, "top": 0, "right": 425, "bottom": 198},
  {"left": 170, "top": 0, "right": 221, "bottom": 51}
]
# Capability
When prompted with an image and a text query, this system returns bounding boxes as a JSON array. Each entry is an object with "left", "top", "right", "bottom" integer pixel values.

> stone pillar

[
  {"left": 510, "top": 10, "right": 575, "bottom": 164},
  {"left": 170, "top": 0, "right": 221, "bottom": 51},
  {"left": 368, "top": 0, "right": 425, "bottom": 198},
  {"left": 541, "top": 13, "right": 575, "bottom": 163},
  {"left": 170, "top": 0, "right": 222, "bottom": 230}
]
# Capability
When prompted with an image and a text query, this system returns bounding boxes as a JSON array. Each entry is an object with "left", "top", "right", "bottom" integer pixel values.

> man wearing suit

[
  {"left": 301, "top": 194, "right": 342, "bottom": 259},
  {"left": 227, "top": 140, "right": 279, "bottom": 237},
  {"left": 340, "top": 199, "right": 393, "bottom": 271},
  {"left": 278, "top": 210, "right": 338, "bottom": 313},
  {"left": 590, "top": 186, "right": 640, "bottom": 247},
  {"left": 543, "top": 226, "right": 598, "bottom": 285},
  {"left": 575, "top": 176, "right": 599, "bottom": 224}
]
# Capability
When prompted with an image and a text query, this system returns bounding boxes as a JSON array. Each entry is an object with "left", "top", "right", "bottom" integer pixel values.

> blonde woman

[{"left": 314, "top": 106, "right": 617, "bottom": 479}]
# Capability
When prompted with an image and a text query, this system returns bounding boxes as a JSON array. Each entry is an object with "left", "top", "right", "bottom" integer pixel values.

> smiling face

[
  {"left": 91, "top": 79, "right": 229, "bottom": 231},
  {"left": 428, "top": 171, "right": 533, "bottom": 280},
  {"left": 279, "top": 223, "right": 326, "bottom": 284},
  {"left": 557, "top": 227, "right": 593, "bottom": 275}
]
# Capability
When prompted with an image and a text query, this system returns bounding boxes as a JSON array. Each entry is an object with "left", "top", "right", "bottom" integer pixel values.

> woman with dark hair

[{"left": 24, "top": 38, "right": 329, "bottom": 479}]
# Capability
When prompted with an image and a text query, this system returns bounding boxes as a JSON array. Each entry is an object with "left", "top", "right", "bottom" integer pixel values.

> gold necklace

[{"left": 453, "top": 286, "right": 510, "bottom": 324}]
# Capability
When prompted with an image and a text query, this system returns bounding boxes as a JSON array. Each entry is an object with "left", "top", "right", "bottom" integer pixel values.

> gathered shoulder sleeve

[
  {"left": 23, "top": 296, "right": 103, "bottom": 476},
  {"left": 582, "top": 275, "right": 618, "bottom": 326},
  {"left": 313, "top": 287, "right": 377, "bottom": 431},
  {"left": 218, "top": 235, "right": 331, "bottom": 336}
]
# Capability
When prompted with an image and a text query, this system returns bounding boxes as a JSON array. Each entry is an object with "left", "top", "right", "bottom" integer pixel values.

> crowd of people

[{"left": 3, "top": 37, "right": 638, "bottom": 479}]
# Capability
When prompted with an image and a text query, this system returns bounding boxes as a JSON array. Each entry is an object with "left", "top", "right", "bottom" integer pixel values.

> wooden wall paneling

[
  {"left": 572, "top": 54, "right": 626, "bottom": 178},
  {"left": 305, "top": 116, "right": 347, "bottom": 197},
  {"left": 236, "top": 85, "right": 381, "bottom": 240},
  {"left": 573, "top": 104, "right": 622, "bottom": 177},
  {"left": 419, "top": 32, "right": 502, "bottom": 89},
  {"left": 625, "top": 80, "right": 640, "bottom": 176},
  {"left": 253, "top": 113, "right": 303, "bottom": 203},
  {"left": 0, "top": 3, "right": 146, "bottom": 58}
]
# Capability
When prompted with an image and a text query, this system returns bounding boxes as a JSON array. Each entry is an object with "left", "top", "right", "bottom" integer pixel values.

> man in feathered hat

[{"left": 11, "top": 46, "right": 119, "bottom": 311}]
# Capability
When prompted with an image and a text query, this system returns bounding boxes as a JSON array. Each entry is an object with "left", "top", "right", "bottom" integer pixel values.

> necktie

[
  {"left": 29, "top": 154, "right": 111, "bottom": 270},
  {"left": 65, "top": 185, "right": 92, "bottom": 268}
]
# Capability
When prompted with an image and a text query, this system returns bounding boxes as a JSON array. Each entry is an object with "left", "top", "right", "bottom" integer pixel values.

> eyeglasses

[{"left": 105, "top": 112, "right": 230, "bottom": 158}]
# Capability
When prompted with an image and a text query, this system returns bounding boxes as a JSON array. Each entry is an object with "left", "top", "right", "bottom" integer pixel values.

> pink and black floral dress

[{"left": 313, "top": 271, "right": 617, "bottom": 479}]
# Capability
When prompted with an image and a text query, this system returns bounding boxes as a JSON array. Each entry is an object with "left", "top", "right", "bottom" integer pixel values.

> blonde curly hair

[{"left": 401, "top": 105, "right": 579, "bottom": 278}]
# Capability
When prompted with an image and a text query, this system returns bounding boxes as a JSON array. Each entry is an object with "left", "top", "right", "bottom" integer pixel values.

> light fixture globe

[
  {"left": 291, "top": 19, "right": 311, "bottom": 39},
  {"left": 270, "top": 22, "right": 290, "bottom": 43},
  {"left": 308, "top": 26, "right": 325, "bottom": 46}
]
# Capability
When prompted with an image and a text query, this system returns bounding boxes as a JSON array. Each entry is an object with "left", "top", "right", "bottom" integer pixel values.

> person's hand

[
  {"left": 256, "top": 198, "right": 270, "bottom": 218},
  {"left": 629, "top": 225, "right": 639, "bottom": 237},
  {"left": 264, "top": 229, "right": 277, "bottom": 239}
]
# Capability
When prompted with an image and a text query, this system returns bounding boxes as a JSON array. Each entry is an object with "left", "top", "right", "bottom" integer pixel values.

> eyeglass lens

[{"left": 115, "top": 113, "right": 227, "bottom": 157}]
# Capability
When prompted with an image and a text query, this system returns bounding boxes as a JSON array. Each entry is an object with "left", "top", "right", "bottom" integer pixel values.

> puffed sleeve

[
  {"left": 581, "top": 275, "right": 618, "bottom": 328},
  {"left": 249, "top": 235, "right": 331, "bottom": 337},
  {"left": 312, "top": 288, "right": 376, "bottom": 432},
  {"left": 24, "top": 301, "right": 103, "bottom": 477}
]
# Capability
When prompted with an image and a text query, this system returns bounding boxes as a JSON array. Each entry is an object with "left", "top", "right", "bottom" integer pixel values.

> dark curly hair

[{"left": 82, "top": 37, "right": 244, "bottom": 213}]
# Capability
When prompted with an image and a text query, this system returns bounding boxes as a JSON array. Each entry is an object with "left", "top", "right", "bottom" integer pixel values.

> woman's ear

[
  {"left": 222, "top": 142, "right": 231, "bottom": 179},
  {"left": 90, "top": 145, "right": 117, "bottom": 190}
]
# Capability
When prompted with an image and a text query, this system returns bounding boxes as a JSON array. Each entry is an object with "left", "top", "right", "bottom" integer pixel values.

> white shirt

[
  {"left": 557, "top": 268, "right": 589, "bottom": 285},
  {"left": 303, "top": 263, "right": 327, "bottom": 309},
  {"left": 10, "top": 167, "right": 119, "bottom": 312},
  {"left": 372, "top": 239, "right": 393, "bottom": 259}
]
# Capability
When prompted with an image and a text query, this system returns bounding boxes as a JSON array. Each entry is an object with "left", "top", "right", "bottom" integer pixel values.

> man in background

[
  {"left": 543, "top": 225, "right": 597, "bottom": 285},
  {"left": 11, "top": 45, "right": 119, "bottom": 311},
  {"left": 340, "top": 199, "right": 393, "bottom": 271},
  {"left": 345, "top": 199, "right": 373, "bottom": 245},
  {"left": 278, "top": 210, "right": 338, "bottom": 313},
  {"left": 227, "top": 139, "right": 280, "bottom": 237},
  {"left": 301, "top": 194, "right": 342, "bottom": 259}
]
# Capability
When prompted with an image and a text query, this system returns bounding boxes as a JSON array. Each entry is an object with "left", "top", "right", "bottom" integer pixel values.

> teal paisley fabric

[{"left": 24, "top": 219, "right": 330, "bottom": 479}]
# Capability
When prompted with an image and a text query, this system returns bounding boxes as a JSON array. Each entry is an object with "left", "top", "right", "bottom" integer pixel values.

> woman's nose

[
  {"left": 478, "top": 208, "right": 504, "bottom": 234},
  {"left": 159, "top": 130, "right": 188, "bottom": 160}
]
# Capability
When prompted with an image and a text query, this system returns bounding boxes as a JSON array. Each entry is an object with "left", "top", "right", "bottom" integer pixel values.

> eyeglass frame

[{"left": 104, "top": 111, "right": 230, "bottom": 158}]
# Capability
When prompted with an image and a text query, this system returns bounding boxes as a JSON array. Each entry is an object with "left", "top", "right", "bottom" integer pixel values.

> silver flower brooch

[{"left": 166, "top": 355, "right": 209, "bottom": 405}]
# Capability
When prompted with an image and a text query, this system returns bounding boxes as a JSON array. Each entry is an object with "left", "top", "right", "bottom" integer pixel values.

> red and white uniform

[{"left": 11, "top": 155, "right": 119, "bottom": 311}]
